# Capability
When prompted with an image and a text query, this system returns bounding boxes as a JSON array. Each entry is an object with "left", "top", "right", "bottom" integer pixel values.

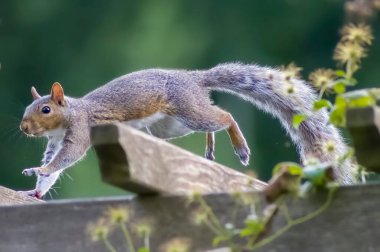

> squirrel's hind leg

[
  {"left": 174, "top": 105, "right": 250, "bottom": 165},
  {"left": 225, "top": 114, "right": 251, "bottom": 166},
  {"left": 205, "top": 132, "right": 215, "bottom": 161}
]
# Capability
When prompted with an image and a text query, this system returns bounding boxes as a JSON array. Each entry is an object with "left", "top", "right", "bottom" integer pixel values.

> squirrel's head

[{"left": 20, "top": 82, "right": 68, "bottom": 137}]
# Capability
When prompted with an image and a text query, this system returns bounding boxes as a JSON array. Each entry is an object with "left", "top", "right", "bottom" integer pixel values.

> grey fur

[
  {"left": 202, "top": 63, "right": 357, "bottom": 183},
  {"left": 22, "top": 63, "right": 357, "bottom": 197},
  {"left": 145, "top": 115, "right": 194, "bottom": 139}
]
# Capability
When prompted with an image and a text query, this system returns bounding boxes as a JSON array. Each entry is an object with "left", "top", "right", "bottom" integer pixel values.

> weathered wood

[
  {"left": 90, "top": 123, "right": 266, "bottom": 195},
  {"left": 347, "top": 106, "right": 380, "bottom": 172},
  {"left": 257, "top": 184, "right": 380, "bottom": 252},
  {"left": 0, "top": 186, "right": 43, "bottom": 206},
  {"left": 0, "top": 184, "right": 379, "bottom": 251}
]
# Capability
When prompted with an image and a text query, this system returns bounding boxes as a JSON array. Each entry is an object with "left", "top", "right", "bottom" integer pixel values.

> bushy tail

[{"left": 202, "top": 63, "right": 357, "bottom": 184}]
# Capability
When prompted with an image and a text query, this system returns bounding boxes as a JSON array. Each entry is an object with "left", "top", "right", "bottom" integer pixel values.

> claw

[
  {"left": 233, "top": 145, "right": 251, "bottom": 166},
  {"left": 22, "top": 167, "right": 50, "bottom": 177},
  {"left": 205, "top": 149, "right": 215, "bottom": 161},
  {"left": 33, "top": 191, "right": 42, "bottom": 199},
  {"left": 18, "top": 190, "right": 42, "bottom": 199},
  {"left": 22, "top": 168, "right": 39, "bottom": 176}
]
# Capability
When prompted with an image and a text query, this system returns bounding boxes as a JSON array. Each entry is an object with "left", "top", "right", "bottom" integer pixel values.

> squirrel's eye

[{"left": 41, "top": 106, "right": 51, "bottom": 114}]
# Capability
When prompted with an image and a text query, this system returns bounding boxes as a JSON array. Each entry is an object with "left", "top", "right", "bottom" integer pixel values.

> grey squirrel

[{"left": 19, "top": 63, "right": 357, "bottom": 198}]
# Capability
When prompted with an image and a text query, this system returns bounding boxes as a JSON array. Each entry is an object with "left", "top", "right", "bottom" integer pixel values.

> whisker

[
  {"left": 50, "top": 187, "right": 60, "bottom": 199},
  {"left": 47, "top": 191, "right": 53, "bottom": 200},
  {"left": 63, "top": 172, "right": 74, "bottom": 181}
]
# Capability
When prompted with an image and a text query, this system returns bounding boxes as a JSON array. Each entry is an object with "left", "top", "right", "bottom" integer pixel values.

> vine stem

[
  {"left": 346, "top": 59, "right": 353, "bottom": 80},
  {"left": 204, "top": 219, "right": 224, "bottom": 236},
  {"left": 247, "top": 187, "right": 336, "bottom": 251},
  {"left": 120, "top": 223, "right": 136, "bottom": 252},
  {"left": 197, "top": 197, "right": 226, "bottom": 234},
  {"left": 197, "top": 196, "right": 239, "bottom": 250},
  {"left": 287, "top": 187, "right": 336, "bottom": 225},
  {"left": 245, "top": 200, "right": 282, "bottom": 249},
  {"left": 101, "top": 236, "right": 118, "bottom": 252},
  {"left": 319, "top": 85, "right": 327, "bottom": 99},
  {"left": 281, "top": 204, "right": 292, "bottom": 223}
]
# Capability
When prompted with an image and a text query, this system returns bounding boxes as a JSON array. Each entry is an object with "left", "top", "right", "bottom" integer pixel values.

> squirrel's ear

[
  {"left": 31, "top": 86, "right": 41, "bottom": 100},
  {"left": 51, "top": 82, "right": 65, "bottom": 106}
]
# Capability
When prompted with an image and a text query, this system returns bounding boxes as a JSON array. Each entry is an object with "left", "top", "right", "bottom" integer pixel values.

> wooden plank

[
  {"left": 90, "top": 123, "right": 267, "bottom": 195},
  {"left": 347, "top": 106, "right": 380, "bottom": 172},
  {"left": 0, "top": 184, "right": 379, "bottom": 251},
  {"left": 0, "top": 186, "right": 43, "bottom": 206},
  {"left": 258, "top": 184, "right": 380, "bottom": 252}
]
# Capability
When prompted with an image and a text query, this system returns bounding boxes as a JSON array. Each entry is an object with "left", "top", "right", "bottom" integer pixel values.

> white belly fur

[
  {"left": 123, "top": 112, "right": 194, "bottom": 139},
  {"left": 123, "top": 112, "right": 167, "bottom": 129}
]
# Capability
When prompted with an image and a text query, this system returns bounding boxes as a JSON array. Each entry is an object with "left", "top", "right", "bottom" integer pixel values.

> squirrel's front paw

[
  {"left": 22, "top": 167, "right": 50, "bottom": 177},
  {"left": 18, "top": 189, "right": 42, "bottom": 199},
  {"left": 22, "top": 168, "right": 39, "bottom": 176}
]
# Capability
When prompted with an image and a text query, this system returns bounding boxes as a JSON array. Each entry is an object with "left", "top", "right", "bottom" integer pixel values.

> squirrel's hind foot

[
  {"left": 234, "top": 145, "right": 251, "bottom": 166},
  {"left": 205, "top": 149, "right": 215, "bottom": 161}
]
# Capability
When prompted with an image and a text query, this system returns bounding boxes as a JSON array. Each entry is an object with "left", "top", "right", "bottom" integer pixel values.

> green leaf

[
  {"left": 303, "top": 163, "right": 332, "bottom": 186},
  {"left": 335, "top": 70, "right": 346, "bottom": 77},
  {"left": 288, "top": 165, "right": 303, "bottom": 176},
  {"left": 138, "top": 248, "right": 150, "bottom": 252},
  {"left": 212, "top": 235, "right": 226, "bottom": 247},
  {"left": 272, "top": 162, "right": 303, "bottom": 176},
  {"left": 292, "top": 114, "right": 307, "bottom": 129},
  {"left": 333, "top": 82, "right": 346, "bottom": 94},
  {"left": 240, "top": 227, "right": 254, "bottom": 237},
  {"left": 335, "top": 95, "right": 347, "bottom": 108},
  {"left": 342, "top": 89, "right": 376, "bottom": 108},
  {"left": 347, "top": 96, "right": 375, "bottom": 108},
  {"left": 330, "top": 106, "right": 346, "bottom": 127},
  {"left": 245, "top": 219, "right": 264, "bottom": 230},
  {"left": 313, "top": 99, "right": 331, "bottom": 111},
  {"left": 241, "top": 219, "right": 265, "bottom": 237}
]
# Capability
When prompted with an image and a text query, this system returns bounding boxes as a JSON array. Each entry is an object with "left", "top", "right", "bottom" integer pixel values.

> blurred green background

[{"left": 1, "top": 0, "right": 379, "bottom": 199}]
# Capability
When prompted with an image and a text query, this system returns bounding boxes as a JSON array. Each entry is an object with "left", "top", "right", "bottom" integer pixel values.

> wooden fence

[{"left": 0, "top": 105, "right": 379, "bottom": 252}]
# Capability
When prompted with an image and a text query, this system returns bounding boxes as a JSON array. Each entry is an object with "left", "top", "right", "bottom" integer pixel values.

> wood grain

[
  {"left": 0, "top": 185, "right": 379, "bottom": 251},
  {"left": 0, "top": 186, "right": 43, "bottom": 206},
  {"left": 347, "top": 106, "right": 380, "bottom": 172},
  {"left": 90, "top": 123, "right": 267, "bottom": 195}
]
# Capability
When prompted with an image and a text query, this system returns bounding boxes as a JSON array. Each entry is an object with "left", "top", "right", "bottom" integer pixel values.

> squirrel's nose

[{"left": 20, "top": 122, "right": 29, "bottom": 133}]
